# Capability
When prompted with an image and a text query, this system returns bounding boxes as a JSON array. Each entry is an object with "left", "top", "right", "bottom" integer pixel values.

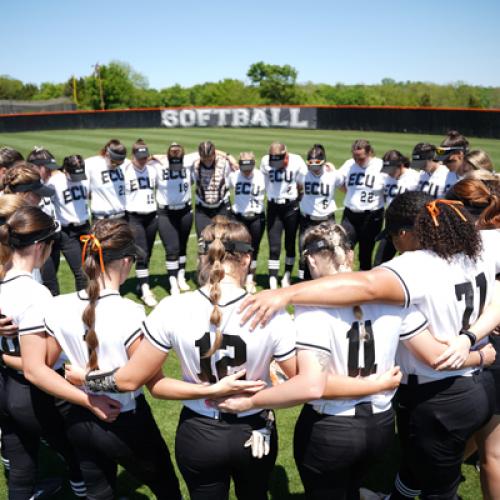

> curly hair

[{"left": 415, "top": 200, "right": 482, "bottom": 261}]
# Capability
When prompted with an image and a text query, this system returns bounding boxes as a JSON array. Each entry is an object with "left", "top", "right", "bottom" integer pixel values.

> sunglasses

[{"left": 307, "top": 160, "right": 324, "bottom": 166}]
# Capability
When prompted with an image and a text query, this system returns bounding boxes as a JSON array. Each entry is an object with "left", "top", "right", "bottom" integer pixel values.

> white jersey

[
  {"left": 39, "top": 196, "right": 56, "bottom": 220},
  {"left": 227, "top": 170, "right": 265, "bottom": 216},
  {"left": 123, "top": 161, "right": 156, "bottom": 214},
  {"left": 44, "top": 290, "right": 144, "bottom": 412},
  {"left": 0, "top": 273, "right": 52, "bottom": 361},
  {"left": 295, "top": 303, "right": 428, "bottom": 416},
  {"left": 418, "top": 164, "right": 457, "bottom": 199},
  {"left": 155, "top": 159, "right": 193, "bottom": 208},
  {"left": 383, "top": 169, "right": 421, "bottom": 206},
  {"left": 297, "top": 168, "right": 341, "bottom": 217},
  {"left": 382, "top": 229, "right": 500, "bottom": 381},
  {"left": 337, "top": 157, "right": 385, "bottom": 211},
  {"left": 142, "top": 286, "right": 296, "bottom": 417},
  {"left": 47, "top": 172, "right": 90, "bottom": 226},
  {"left": 261, "top": 153, "right": 307, "bottom": 202},
  {"left": 85, "top": 155, "right": 126, "bottom": 216}
]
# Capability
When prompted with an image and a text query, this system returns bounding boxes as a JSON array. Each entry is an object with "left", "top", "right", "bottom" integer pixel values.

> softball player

[
  {"left": 193, "top": 141, "right": 233, "bottom": 237},
  {"left": 34, "top": 218, "right": 181, "bottom": 500},
  {"left": 46, "top": 155, "right": 90, "bottom": 291},
  {"left": 296, "top": 144, "right": 341, "bottom": 280},
  {"left": 227, "top": 152, "right": 266, "bottom": 293},
  {"left": 0, "top": 205, "right": 87, "bottom": 499},
  {"left": 337, "top": 139, "right": 385, "bottom": 270},
  {"left": 240, "top": 194, "right": 499, "bottom": 499},
  {"left": 155, "top": 143, "right": 195, "bottom": 295},
  {"left": 85, "top": 139, "right": 127, "bottom": 221},
  {"left": 0, "top": 147, "right": 23, "bottom": 184},
  {"left": 439, "top": 130, "right": 469, "bottom": 174},
  {"left": 123, "top": 139, "right": 159, "bottom": 306},
  {"left": 75, "top": 217, "right": 297, "bottom": 500},
  {"left": 374, "top": 150, "right": 421, "bottom": 265},
  {"left": 261, "top": 142, "right": 307, "bottom": 289},
  {"left": 412, "top": 143, "right": 458, "bottom": 198}
]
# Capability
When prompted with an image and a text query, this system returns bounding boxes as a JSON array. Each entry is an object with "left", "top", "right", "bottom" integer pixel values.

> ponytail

[
  {"left": 0, "top": 224, "right": 12, "bottom": 280},
  {"left": 478, "top": 191, "right": 500, "bottom": 229}
]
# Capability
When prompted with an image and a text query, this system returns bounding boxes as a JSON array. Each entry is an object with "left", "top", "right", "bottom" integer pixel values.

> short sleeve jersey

[
  {"left": 418, "top": 164, "right": 457, "bottom": 199},
  {"left": 260, "top": 153, "right": 308, "bottom": 202},
  {"left": 383, "top": 169, "right": 421, "bottom": 206},
  {"left": 381, "top": 229, "right": 500, "bottom": 379},
  {"left": 0, "top": 274, "right": 52, "bottom": 360},
  {"left": 123, "top": 161, "right": 157, "bottom": 214},
  {"left": 295, "top": 304, "right": 427, "bottom": 415},
  {"left": 142, "top": 287, "right": 296, "bottom": 417},
  {"left": 154, "top": 159, "right": 193, "bottom": 207},
  {"left": 47, "top": 172, "right": 90, "bottom": 225},
  {"left": 297, "top": 168, "right": 341, "bottom": 217},
  {"left": 85, "top": 155, "right": 126, "bottom": 215},
  {"left": 337, "top": 157, "right": 385, "bottom": 211},
  {"left": 44, "top": 290, "right": 145, "bottom": 412},
  {"left": 227, "top": 170, "right": 266, "bottom": 215}
]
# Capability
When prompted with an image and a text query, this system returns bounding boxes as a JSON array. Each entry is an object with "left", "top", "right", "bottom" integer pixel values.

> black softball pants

[
  {"left": 40, "top": 232, "right": 61, "bottom": 296},
  {"left": 61, "top": 223, "right": 90, "bottom": 291},
  {"left": 233, "top": 212, "right": 265, "bottom": 263},
  {"left": 4, "top": 369, "right": 83, "bottom": 500},
  {"left": 126, "top": 212, "right": 158, "bottom": 285},
  {"left": 195, "top": 203, "right": 232, "bottom": 238},
  {"left": 392, "top": 372, "right": 495, "bottom": 500},
  {"left": 373, "top": 234, "right": 397, "bottom": 267},
  {"left": 65, "top": 395, "right": 181, "bottom": 500},
  {"left": 294, "top": 403, "right": 394, "bottom": 500},
  {"left": 175, "top": 407, "right": 278, "bottom": 500},
  {"left": 267, "top": 200, "right": 300, "bottom": 277},
  {"left": 157, "top": 206, "right": 193, "bottom": 277},
  {"left": 341, "top": 207, "right": 384, "bottom": 271}
]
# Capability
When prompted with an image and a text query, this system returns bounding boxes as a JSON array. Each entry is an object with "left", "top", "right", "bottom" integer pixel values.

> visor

[
  {"left": 66, "top": 165, "right": 87, "bottom": 181},
  {"left": 269, "top": 154, "right": 286, "bottom": 168},
  {"left": 381, "top": 159, "right": 401, "bottom": 174},
  {"left": 198, "top": 239, "right": 253, "bottom": 255},
  {"left": 30, "top": 157, "right": 61, "bottom": 170},
  {"left": 133, "top": 147, "right": 149, "bottom": 160},
  {"left": 106, "top": 147, "right": 126, "bottom": 163},
  {"left": 9, "top": 220, "right": 61, "bottom": 248},
  {"left": 10, "top": 180, "right": 55, "bottom": 198},
  {"left": 102, "top": 241, "right": 146, "bottom": 263},
  {"left": 168, "top": 157, "right": 184, "bottom": 170},
  {"left": 239, "top": 159, "right": 255, "bottom": 171},
  {"left": 410, "top": 152, "right": 434, "bottom": 170},
  {"left": 435, "top": 146, "right": 467, "bottom": 162}
]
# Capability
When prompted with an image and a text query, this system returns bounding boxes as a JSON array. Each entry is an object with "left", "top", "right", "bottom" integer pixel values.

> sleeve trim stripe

[
  {"left": 400, "top": 319, "right": 429, "bottom": 338},
  {"left": 381, "top": 266, "right": 411, "bottom": 308},
  {"left": 18, "top": 325, "right": 45, "bottom": 333},
  {"left": 274, "top": 347, "right": 296, "bottom": 360},
  {"left": 296, "top": 342, "right": 331, "bottom": 354},
  {"left": 124, "top": 328, "right": 142, "bottom": 347},
  {"left": 142, "top": 321, "right": 171, "bottom": 351},
  {"left": 44, "top": 321, "right": 54, "bottom": 335}
]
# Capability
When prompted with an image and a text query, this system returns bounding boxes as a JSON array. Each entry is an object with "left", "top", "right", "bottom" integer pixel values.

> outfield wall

[{"left": 0, "top": 105, "right": 499, "bottom": 138}]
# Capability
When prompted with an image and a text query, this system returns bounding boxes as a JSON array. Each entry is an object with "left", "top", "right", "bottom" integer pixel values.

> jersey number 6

[{"left": 195, "top": 331, "right": 247, "bottom": 383}]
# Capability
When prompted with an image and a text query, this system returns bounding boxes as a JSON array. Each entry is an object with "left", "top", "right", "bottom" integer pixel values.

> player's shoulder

[
  {"left": 339, "top": 158, "right": 355, "bottom": 170},
  {"left": 84, "top": 155, "right": 103, "bottom": 168}
]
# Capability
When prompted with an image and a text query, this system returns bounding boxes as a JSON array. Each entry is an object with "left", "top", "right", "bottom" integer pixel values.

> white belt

[
  {"left": 309, "top": 400, "right": 389, "bottom": 416},
  {"left": 401, "top": 371, "right": 472, "bottom": 385},
  {"left": 303, "top": 213, "right": 331, "bottom": 221},
  {"left": 269, "top": 198, "right": 289, "bottom": 205},
  {"left": 92, "top": 211, "right": 125, "bottom": 220},
  {"left": 166, "top": 203, "right": 189, "bottom": 210},
  {"left": 183, "top": 403, "right": 262, "bottom": 420},
  {"left": 197, "top": 200, "right": 224, "bottom": 209}
]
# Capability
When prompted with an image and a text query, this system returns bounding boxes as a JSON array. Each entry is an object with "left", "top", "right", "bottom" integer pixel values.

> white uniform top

[
  {"left": 297, "top": 168, "right": 341, "bottom": 217},
  {"left": 227, "top": 170, "right": 266, "bottom": 216},
  {"left": 85, "top": 155, "right": 126, "bottom": 216},
  {"left": 418, "top": 164, "right": 457, "bottom": 199},
  {"left": 154, "top": 159, "right": 193, "bottom": 208},
  {"left": 383, "top": 169, "right": 421, "bottom": 206},
  {"left": 44, "top": 290, "right": 144, "bottom": 412},
  {"left": 261, "top": 153, "right": 307, "bottom": 202},
  {"left": 39, "top": 196, "right": 56, "bottom": 220},
  {"left": 382, "top": 229, "right": 500, "bottom": 382},
  {"left": 0, "top": 273, "right": 53, "bottom": 363},
  {"left": 47, "top": 172, "right": 90, "bottom": 226},
  {"left": 337, "top": 157, "right": 385, "bottom": 211},
  {"left": 295, "top": 303, "right": 428, "bottom": 416},
  {"left": 142, "top": 286, "right": 296, "bottom": 418},
  {"left": 123, "top": 161, "right": 157, "bottom": 214}
]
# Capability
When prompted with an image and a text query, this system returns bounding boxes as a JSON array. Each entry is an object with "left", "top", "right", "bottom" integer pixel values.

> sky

[{"left": 2, "top": 0, "right": 500, "bottom": 89}]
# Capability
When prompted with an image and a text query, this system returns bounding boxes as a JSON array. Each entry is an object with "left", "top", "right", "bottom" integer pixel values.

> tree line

[{"left": 1, "top": 61, "right": 499, "bottom": 110}]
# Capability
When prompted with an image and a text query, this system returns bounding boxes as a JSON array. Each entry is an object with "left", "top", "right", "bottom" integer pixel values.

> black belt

[
  {"left": 63, "top": 221, "right": 89, "bottom": 230},
  {"left": 126, "top": 211, "right": 156, "bottom": 217},
  {"left": 91, "top": 211, "right": 126, "bottom": 220}
]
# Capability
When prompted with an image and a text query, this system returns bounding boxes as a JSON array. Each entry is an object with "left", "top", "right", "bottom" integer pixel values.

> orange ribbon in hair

[
  {"left": 425, "top": 199, "right": 467, "bottom": 227},
  {"left": 80, "top": 234, "right": 105, "bottom": 273}
]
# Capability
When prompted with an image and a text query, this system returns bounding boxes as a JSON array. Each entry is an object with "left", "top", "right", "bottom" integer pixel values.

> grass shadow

[{"left": 270, "top": 465, "right": 305, "bottom": 499}]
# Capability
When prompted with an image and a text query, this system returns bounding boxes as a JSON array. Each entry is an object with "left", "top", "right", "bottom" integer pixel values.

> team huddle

[{"left": 0, "top": 128, "right": 498, "bottom": 500}]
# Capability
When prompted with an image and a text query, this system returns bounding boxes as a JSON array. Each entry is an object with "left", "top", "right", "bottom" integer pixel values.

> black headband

[
  {"left": 8, "top": 220, "right": 61, "bottom": 248},
  {"left": 10, "top": 181, "right": 44, "bottom": 193},
  {"left": 102, "top": 241, "right": 144, "bottom": 263},
  {"left": 303, "top": 239, "right": 330, "bottom": 255},
  {"left": 198, "top": 239, "right": 253, "bottom": 255}
]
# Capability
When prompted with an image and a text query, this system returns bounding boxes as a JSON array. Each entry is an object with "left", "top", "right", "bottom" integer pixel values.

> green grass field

[{"left": 1, "top": 127, "right": 499, "bottom": 499}]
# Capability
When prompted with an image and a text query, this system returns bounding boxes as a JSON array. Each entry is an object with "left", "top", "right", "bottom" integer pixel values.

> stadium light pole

[{"left": 93, "top": 63, "right": 105, "bottom": 110}]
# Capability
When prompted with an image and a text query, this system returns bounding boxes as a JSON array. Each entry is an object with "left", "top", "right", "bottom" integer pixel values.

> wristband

[
  {"left": 459, "top": 329, "right": 477, "bottom": 347},
  {"left": 85, "top": 368, "right": 120, "bottom": 393},
  {"left": 478, "top": 349, "right": 485, "bottom": 369}
]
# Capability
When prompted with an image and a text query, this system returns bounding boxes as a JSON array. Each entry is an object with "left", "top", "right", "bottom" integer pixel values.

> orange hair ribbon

[
  {"left": 80, "top": 234, "right": 105, "bottom": 273},
  {"left": 425, "top": 199, "right": 467, "bottom": 227}
]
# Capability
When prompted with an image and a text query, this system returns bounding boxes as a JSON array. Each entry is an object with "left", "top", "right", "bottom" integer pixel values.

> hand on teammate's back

[
  {"left": 376, "top": 366, "right": 402, "bottom": 391},
  {"left": 87, "top": 394, "right": 122, "bottom": 422},
  {"left": 210, "top": 369, "right": 266, "bottom": 398},
  {"left": 64, "top": 364, "right": 86, "bottom": 386},
  {"left": 0, "top": 308, "right": 18, "bottom": 337},
  {"left": 239, "top": 289, "right": 289, "bottom": 330}
]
